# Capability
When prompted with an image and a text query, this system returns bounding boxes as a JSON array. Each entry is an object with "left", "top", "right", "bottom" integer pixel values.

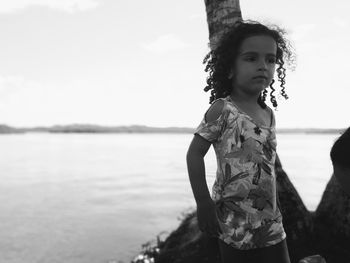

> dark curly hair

[{"left": 203, "top": 20, "right": 295, "bottom": 108}]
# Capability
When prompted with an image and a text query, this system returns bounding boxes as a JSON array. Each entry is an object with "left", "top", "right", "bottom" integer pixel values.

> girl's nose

[{"left": 258, "top": 60, "right": 268, "bottom": 71}]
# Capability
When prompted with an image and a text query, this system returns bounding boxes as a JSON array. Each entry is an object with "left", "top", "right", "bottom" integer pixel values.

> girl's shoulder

[
  {"left": 204, "top": 98, "right": 225, "bottom": 123},
  {"left": 265, "top": 105, "right": 276, "bottom": 127},
  {"left": 204, "top": 97, "right": 237, "bottom": 123},
  {"left": 223, "top": 96, "right": 240, "bottom": 113}
]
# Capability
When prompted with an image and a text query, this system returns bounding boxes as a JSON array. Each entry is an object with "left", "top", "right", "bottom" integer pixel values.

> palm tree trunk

[{"left": 204, "top": 0, "right": 242, "bottom": 50}]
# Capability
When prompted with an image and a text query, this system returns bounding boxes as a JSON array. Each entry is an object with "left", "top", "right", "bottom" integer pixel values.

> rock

[
  {"left": 133, "top": 155, "right": 350, "bottom": 263},
  {"left": 299, "top": 255, "right": 327, "bottom": 263},
  {"left": 313, "top": 175, "right": 350, "bottom": 263},
  {"left": 155, "top": 212, "right": 220, "bottom": 263}
]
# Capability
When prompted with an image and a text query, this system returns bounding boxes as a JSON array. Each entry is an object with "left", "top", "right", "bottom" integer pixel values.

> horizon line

[{"left": 0, "top": 123, "right": 346, "bottom": 130}]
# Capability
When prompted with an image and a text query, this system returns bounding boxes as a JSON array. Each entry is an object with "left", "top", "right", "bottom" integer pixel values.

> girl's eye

[
  {"left": 245, "top": 56, "right": 256, "bottom": 62},
  {"left": 267, "top": 58, "right": 276, "bottom": 64}
]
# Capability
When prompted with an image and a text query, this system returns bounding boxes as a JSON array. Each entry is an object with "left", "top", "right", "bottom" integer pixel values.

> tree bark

[
  {"left": 204, "top": 0, "right": 242, "bottom": 50},
  {"left": 275, "top": 155, "right": 316, "bottom": 260}
]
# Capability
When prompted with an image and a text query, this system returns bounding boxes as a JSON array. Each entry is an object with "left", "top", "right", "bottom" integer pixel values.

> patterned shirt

[{"left": 195, "top": 96, "right": 286, "bottom": 249}]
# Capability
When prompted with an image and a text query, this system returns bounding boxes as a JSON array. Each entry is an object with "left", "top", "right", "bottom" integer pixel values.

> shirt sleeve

[{"left": 194, "top": 99, "right": 228, "bottom": 143}]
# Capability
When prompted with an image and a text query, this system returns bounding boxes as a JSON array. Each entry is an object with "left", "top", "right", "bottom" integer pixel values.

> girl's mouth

[{"left": 253, "top": 76, "right": 268, "bottom": 80}]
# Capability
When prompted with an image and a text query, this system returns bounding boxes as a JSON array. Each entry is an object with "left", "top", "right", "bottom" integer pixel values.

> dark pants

[{"left": 218, "top": 239, "right": 291, "bottom": 263}]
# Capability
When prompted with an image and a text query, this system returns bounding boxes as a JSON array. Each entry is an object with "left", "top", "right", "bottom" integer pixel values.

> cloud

[
  {"left": 0, "top": 0, "right": 100, "bottom": 14},
  {"left": 189, "top": 13, "right": 205, "bottom": 21},
  {"left": 0, "top": 75, "right": 27, "bottom": 97},
  {"left": 332, "top": 17, "right": 348, "bottom": 28},
  {"left": 290, "top": 23, "right": 316, "bottom": 41},
  {"left": 142, "top": 34, "right": 189, "bottom": 54}
]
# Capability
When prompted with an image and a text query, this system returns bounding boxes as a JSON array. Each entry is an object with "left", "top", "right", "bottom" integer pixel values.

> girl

[{"left": 186, "top": 20, "right": 294, "bottom": 263}]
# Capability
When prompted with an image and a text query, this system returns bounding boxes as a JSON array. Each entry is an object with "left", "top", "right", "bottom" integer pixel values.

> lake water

[{"left": 0, "top": 133, "right": 340, "bottom": 263}]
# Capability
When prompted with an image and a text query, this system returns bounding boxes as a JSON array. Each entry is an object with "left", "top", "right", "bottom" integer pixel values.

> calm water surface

[{"left": 0, "top": 133, "right": 339, "bottom": 263}]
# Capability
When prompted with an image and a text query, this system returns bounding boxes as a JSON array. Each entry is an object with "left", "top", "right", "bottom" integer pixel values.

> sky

[{"left": 0, "top": 0, "right": 349, "bottom": 129}]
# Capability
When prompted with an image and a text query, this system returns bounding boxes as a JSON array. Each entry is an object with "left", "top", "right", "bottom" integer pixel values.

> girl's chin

[
  {"left": 233, "top": 84, "right": 269, "bottom": 96},
  {"left": 256, "top": 84, "right": 269, "bottom": 91},
  {"left": 246, "top": 85, "right": 268, "bottom": 95},
  {"left": 252, "top": 79, "right": 270, "bottom": 89}
]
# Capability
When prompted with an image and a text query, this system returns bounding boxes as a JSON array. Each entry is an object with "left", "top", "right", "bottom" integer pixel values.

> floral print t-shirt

[{"left": 194, "top": 96, "right": 286, "bottom": 250}]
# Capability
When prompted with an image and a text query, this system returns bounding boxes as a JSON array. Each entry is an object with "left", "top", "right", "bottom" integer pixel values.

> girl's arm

[
  {"left": 187, "top": 99, "right": 224, "bottom": 203},
  {"left": 187, "top": 135, "right": 221, "bottom": 237},
  {"left": 186, "top": 100, "right": 225, "bottom": 236},
  {"left": 186, "top": 135, "right": 212, "bottom": 204}
]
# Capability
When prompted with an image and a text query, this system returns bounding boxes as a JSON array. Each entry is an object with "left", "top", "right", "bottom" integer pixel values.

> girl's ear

[{"left": 228, "top": 69, "right": 235, "bottom": 79}]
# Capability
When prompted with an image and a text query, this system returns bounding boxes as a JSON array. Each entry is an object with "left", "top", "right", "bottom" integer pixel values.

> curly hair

[{"left": 203, "top": 20, "right": 295, "bottom": 108}]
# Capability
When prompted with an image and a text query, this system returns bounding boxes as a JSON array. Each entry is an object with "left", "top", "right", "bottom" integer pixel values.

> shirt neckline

[{"left": 226, "top": 96, "right": 274, "bottom": 129}]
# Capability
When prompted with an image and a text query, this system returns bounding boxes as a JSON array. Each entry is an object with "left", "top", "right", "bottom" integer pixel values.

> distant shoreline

[{"left": 0, "top": 124, "right": 345, "bottom": 135}]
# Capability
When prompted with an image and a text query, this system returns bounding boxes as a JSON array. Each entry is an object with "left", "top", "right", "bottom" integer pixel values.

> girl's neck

[{"left": 230, "top": 89, "right": 261, "bottom": 109}]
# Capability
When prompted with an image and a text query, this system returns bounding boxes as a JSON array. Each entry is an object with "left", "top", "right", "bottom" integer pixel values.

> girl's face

[{"left": 231, "top": 35, "right": 277, "bottom": 97}]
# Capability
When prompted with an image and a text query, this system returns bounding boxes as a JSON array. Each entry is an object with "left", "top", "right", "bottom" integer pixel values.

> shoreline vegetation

[{"left": 0, "top": 124, "right": 345, "bottom": 135}]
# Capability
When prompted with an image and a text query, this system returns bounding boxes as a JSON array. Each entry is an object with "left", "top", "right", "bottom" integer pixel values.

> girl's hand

[{"left": 196, "top": 198, "right": 222, "bottom": 237}]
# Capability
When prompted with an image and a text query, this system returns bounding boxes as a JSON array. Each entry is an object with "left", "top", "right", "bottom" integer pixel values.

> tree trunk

[
  {"left": 204, "top": 0, "right": 242, "bottom": 50},
  {"left": 275, "top": 155, "right": 316, "bottom": 260}
]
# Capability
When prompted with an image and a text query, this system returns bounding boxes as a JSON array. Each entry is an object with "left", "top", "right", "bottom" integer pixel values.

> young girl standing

[{"left": 187, "top": 21, "right": 294, "bottom": 263}]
